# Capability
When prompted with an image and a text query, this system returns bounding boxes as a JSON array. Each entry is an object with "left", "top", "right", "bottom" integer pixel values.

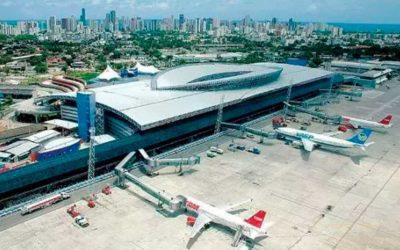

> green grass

[{"left": 67, "top": 71, "right": 99, "bottom": 81}]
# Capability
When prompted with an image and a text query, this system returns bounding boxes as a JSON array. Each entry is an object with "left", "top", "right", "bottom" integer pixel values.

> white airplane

[
  {"left": 184, "top": 196, "right": 269, "bottom": 247},
  {"left": 276, "top": 127, "right": 374, "bottom": 152},
  {"left": 341, "top": 115, "right": 393, "bottom": 129}
]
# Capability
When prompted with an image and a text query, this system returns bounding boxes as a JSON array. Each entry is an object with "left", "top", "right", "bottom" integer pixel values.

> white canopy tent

[
  {"left": 134, "top": 62, "right": 160, "bottom": 75},
  {"left": 97, "top": 65, "right": 121, "bottom": 81}
]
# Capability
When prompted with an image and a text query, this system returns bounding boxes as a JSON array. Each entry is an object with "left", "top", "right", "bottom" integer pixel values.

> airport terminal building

[
  {"left": 1, "top": 63, "right": 337, "bottom": 197},
  {"left": 37, "top": 63, "right": 335, "bottom": 138}
]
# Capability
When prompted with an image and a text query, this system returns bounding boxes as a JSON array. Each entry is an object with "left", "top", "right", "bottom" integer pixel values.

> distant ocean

[
  {"left": 1, "top": 20, "right": 400, "bottom": 33},
  {"left": 329, "top": 22, "right": 400, "bottom": 33},
  {"left": 0, "top": 19, "right": 47, "bottom": 29}
]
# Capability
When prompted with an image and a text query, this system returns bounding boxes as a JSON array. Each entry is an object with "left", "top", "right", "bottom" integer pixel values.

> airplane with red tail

[
  {"left": 341, "top": 115, "right": 393, "bottom": 130},
  {"left": 183, "top": 196, "right": 269, "bottom": 247}
]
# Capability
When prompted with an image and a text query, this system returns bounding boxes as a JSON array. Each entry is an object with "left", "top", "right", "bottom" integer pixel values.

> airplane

[
  {"left": 283, "top": 102, "right": 393, "bottom": 130},
  {"left": 341, "top": 115, "right": 393, "bottom": 130},
  {"left": 184, "top": 196, "right": 269, "bottom": 247},
  {"left": 276, "top": 127, "right": 374, "bottom": 152}
]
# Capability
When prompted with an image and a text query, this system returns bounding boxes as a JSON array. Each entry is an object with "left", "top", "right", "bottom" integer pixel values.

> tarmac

[{"left": 1, "top": 79, "right": 400, "bottom": 250}]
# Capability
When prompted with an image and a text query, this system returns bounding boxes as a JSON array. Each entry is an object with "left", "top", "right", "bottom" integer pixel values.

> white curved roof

[
  {"left": 38, "top": 63, "right": 334, "bottom": 131},
  {"left": 153, "top": 63, "right": 281, "bottom": 90},
  {"left": 24, "top": 130, "right": 60, "bottom": 143},
  {"left": 41, "top": 137, "right": 80, "bottom": 153}
]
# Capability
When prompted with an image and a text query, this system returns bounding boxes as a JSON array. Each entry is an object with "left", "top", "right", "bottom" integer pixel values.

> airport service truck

[{"left": 21, "top": 192, "right": 70, "bottom": 215}]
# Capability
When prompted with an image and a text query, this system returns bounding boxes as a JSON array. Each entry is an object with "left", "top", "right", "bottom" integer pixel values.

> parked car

[
  {"left": 247, "top": 147, "right": 261, "bottom": 155},
  {"left": 75, "top": 215, "right": 89, "bottom": 228}
]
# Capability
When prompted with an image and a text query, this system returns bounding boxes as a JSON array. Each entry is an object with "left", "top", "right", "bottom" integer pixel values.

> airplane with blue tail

[{"left": 276, "top": 127, "right": 375, "bottom": 152}]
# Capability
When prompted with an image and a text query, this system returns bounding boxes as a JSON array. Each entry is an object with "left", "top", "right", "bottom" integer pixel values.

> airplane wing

[
  {"left": 323, "top": 131, "right": 343, "bottom": 137},
  {"left": 220, "top": 199, "right": 253, "bottom": 213},
  {"left": 190, "top": 213, "right": 212, "bottom": 238},
  {"left": 349, "top": 122, "right": 360, "bottom": 129},
  {"left": 301, "top": 139, "right": 316, "bottom": 152}
]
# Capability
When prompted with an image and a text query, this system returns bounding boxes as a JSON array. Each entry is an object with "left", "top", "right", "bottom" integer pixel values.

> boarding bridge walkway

[
  {"left": 285, "top": 102, "right": 342, "bottom": 124},
  {"left": 115, "top": 152, "right": 183, "bottom": 213},
  {"left": 221, "top": 122, "right": 278, "bottom": 141},
  {"left": 138, "top": 149, "right": 200, "bottom": 176}
]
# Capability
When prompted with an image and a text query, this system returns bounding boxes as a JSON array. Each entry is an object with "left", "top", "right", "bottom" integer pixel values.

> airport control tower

[{"left": 77, "top": 91, "right": 96, "bottom": 142}]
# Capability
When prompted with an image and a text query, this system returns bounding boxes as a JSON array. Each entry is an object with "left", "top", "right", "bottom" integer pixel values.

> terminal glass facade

[{"left": 77, "top": 92, "right": 96, "bottom": 141}]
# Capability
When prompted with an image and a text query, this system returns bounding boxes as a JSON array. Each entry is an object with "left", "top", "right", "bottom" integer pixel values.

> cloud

[{"left": 306, "top": 3, "right": 318, "bottom": 13}]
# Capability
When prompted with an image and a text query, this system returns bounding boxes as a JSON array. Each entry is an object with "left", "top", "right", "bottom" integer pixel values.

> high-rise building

[
  {"left": 129, "top": 18, "right": 137, "bottom": 32},
  {"left": 271, "top": 17, "right": 278, "bottom": 28},
  {"left": 69, "top": 16, "right": 77, "bottom": 32},
  {"left": 89, "top": 20, "right": 100, "bottom": 33},
  {"left": 205, "top": 18, "right": 213, "bottom": 31},
  {"left": 161, "top": 16, "right": 173, "bottom": 31},
  {"left": 212, "top": 18, "right": 220, "bottom": 30},
  {"left": 331, "top": 27, "right": 343, "bottom": 37},
  {"left": 48, "top": 16, "right": 57, "bottom": 33},
  {"left": 80, "top": 8, "right": 86, "bottom": 26},
  {"left": 201, "top": 19, "right": 207, "bottom": 33},
  {"left": 144, "top": 19, "right": 161, "bottom": 31},
  {"left": 110, "top": 10, "right": 117, "bottom": 31},
  {"left": 195, "top": 18, "right": 201, "bottom": 33},
  {"left": 105, "top": 13, "right": 111, "bottom": 31},
  {"left": 244, "top": 15, "right": 251, "bottom": 27},
  {"left": 120, "top": 16, "right": 130, "bottom": 31},
  {"left": 61, "top": 18, "right": 70, "bottom": 31},
  {"left": 288, "top": 18, "right": 296, "bottom": 31},
  {"left": 170, "top": 15, "right": 174, "bottom": 30},
  {"left": 179, "top": 14, "right": 185, "bottom": 31}
]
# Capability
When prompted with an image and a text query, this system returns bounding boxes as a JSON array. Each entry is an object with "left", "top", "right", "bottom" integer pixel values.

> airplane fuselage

[
  {"left": 342, "top": 116, "right": 391, "bottom": 129},
  {"left": 185, "top": 197, "right": 264, "bottom": 237},
  {"left": 277, "top": 127, "right": 358, "bottom": 149}
]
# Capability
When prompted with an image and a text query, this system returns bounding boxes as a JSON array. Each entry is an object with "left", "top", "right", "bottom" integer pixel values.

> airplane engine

[
  {"left": 186, "top": 216, "right": 196, "bottom": 226},
  {"left": 291, "top": 140, "right": 303, "bottom": 149},
  {"left": 338, "top": 125, "right": 348, "bottom": 132}
]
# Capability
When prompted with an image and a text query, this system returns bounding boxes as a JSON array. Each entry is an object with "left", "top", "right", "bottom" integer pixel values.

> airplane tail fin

[
  {"left": 244, "top": 211, "right": 271, "bottom": 241},
  {"left": 379, "top": 115, "right": 392, "bottom": 126},
  {"left": 245, "top": 210, "right": 266, "bottom": 229},
  {"left": 347, "top": 129, "right": 373, "bottom": 145}
]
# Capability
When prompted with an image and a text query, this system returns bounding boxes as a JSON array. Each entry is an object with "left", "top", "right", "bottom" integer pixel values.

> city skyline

[{"left": 0, "top": 0, "right": 399, "bottom": 24}]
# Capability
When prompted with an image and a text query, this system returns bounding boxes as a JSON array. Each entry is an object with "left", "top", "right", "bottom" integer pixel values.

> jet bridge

[
  {"left": 284, "top": 102, "right": 342, "bottom": 124},
  {"left": 221, "top": 122, "right": 277, "bottom": 142},
  {"left": 115, "top": 152, "right": 184, "bottom": 213},
  {"left": 138, "top": 149, "right": 200, "bottom": 176},
  {"left": 320, "top": 89, "right": 363, "bottom": 98}
]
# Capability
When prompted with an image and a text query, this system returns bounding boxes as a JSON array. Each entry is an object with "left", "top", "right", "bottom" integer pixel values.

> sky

[{"left": 0, "top": 0, "right": 399, "bottom": 24}]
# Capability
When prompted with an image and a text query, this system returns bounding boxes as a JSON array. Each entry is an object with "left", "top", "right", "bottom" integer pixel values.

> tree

[
  {"left": 103, "top": 43, "right": 116, "bottom": 55},
  {"left": 0, "top": 55, "right": 12, "bottom": 65},
  {"left": 242, "top": 52, "right": 265, "bottom": 64},
  {"left": 111, "top": 50, "right": 122, "bottom": 59},
  {"left": 3, "top": 67, "right": 10, "bottom": 75},
  {"left": 96, "top": 54, "right": 107, "bottom": 63},
  {"left": 112, "top": 63, "right": 124, "bottom": 70},
  {"left": 34, "top": 62, "right": 48, "bottom": 74},
  {"left": 165, "top": 55, "right": 173, "bottom": 67},
  {"left": 4, "top": 95, "right": 13, "bottom": 105},
  {"left": 29, "top": 53, "right": 47, "bottom": 66},
  {"left": 0, "top": 34, "right": 7, "bottom": 42},
  {"left": 61, "top": 64, "right": 68, "bottom": 73},
  {"left": 309, "top": 55, "right": 323, "bottom": 68},
  {"left": 95, "top": 62, "right": 107, "bottom": 72},
  {"left": 15, "top": 34, "right": 38, "bottom": 42},
  {"left": 351, "top": 50, "right": 362, "bottom": 59}
]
